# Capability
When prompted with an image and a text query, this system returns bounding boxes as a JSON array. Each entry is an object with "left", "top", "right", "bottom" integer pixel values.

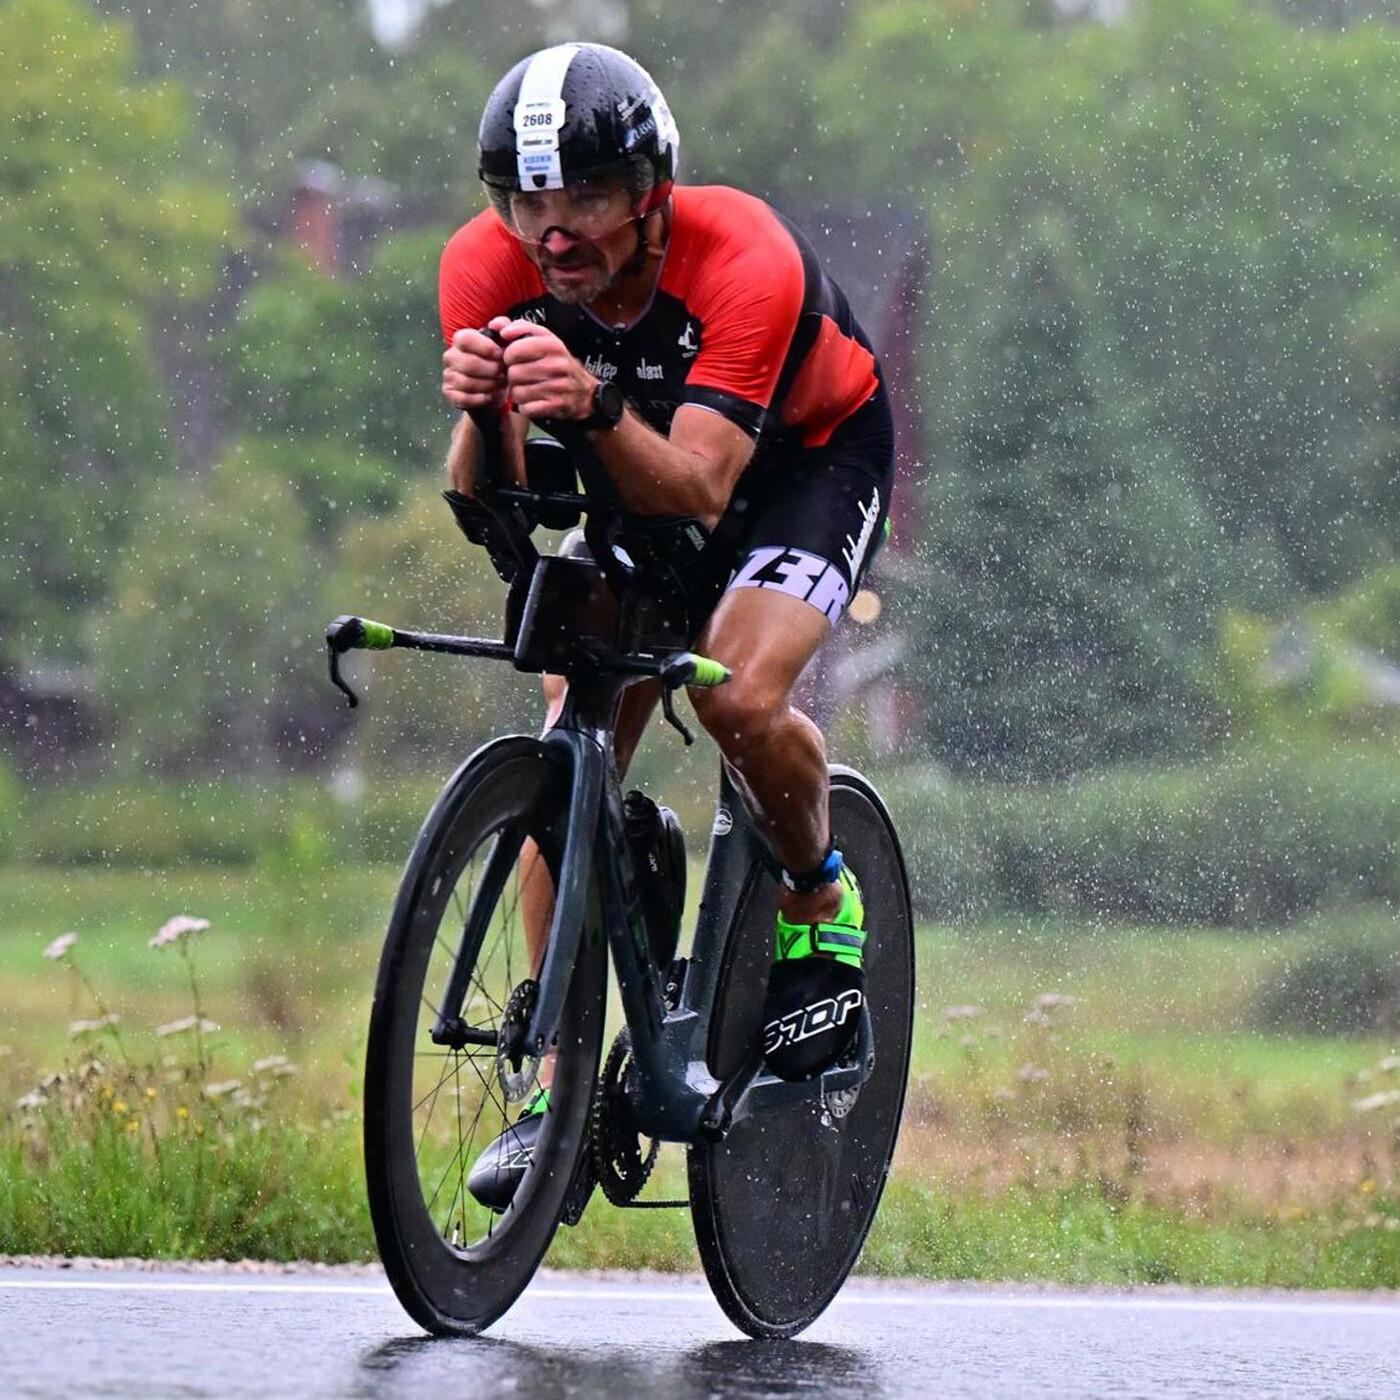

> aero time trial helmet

[{"left": 478, "top": 43, "right": 679, "bottom": 222}]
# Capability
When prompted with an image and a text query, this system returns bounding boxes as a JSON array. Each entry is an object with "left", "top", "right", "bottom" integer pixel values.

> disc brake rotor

[{"left": 497, "top": 978, "right": 542, "bottom": 1105}]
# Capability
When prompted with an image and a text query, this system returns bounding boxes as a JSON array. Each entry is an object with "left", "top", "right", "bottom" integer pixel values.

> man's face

[{"left": 506, "top": 179, "right": 640, "bottom": 306}]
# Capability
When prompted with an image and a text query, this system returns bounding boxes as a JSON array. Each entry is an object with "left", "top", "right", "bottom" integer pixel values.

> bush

[
  {"left": 21, "top": 780, "right": 275, "bottom": 866},
  {"left": 883, "top": 741, "right": 1400, "bottom": 927},
  {"left": 1254, "top": 937, "right": 1400, "bottom": 1037},
  {"left": 0, "top": 755, "right": 21, "bottom": 862},
  {"left": 18, "top": 777, "right": 365, "bottom": 869},
  {"left": 16, "top": 772, "right": 463, "bottom": 869}
]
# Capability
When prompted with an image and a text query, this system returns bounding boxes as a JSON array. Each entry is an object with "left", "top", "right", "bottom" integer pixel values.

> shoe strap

[
  {"left": 775, "top": 921, "right": 866, "bottom": 965},
  {"left": 775, "top": 869, "right": 866, "bottom": 967}
]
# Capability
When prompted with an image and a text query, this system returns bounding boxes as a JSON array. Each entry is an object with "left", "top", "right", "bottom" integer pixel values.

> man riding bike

[{"left": 438, "top": 42, "right": 895, "bottom": 1208}]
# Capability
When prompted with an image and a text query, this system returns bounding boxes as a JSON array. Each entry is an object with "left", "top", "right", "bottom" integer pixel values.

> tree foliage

[
  {"left": 791, "top": 0, "right": 1400, "bottom": 768},
  {"left": 95, "top": 442, "right": 327, "bottom": 772},
  {"left": 225, "top": 230, "right": 447, "bottom": 484},
  {"left": 325, "top": 492, "right": 537, "bottom": 768},
  {"left": 920, "top": 238, "right": 1223, "bottom": 777},
  {"left": 13, "top": 0, "right": 1400, "bottom": 781},
  {"left": 0, "top": 0, "right": 232, "bottom": 665}
]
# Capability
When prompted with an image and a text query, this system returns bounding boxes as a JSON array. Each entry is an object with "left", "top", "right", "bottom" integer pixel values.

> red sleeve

[
  {"left": 666, "top": 189, "right": 805, "bottom": 420},
  {"left": 438, "top": 211, "right": 543, "bottom": 344}
]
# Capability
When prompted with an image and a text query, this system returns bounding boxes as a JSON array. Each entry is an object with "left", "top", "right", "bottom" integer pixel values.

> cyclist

[{"left": 440, "top": 42, "right": 894, "bottom": 1206}]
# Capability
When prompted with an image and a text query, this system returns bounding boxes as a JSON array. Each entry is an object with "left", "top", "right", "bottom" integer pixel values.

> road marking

[
  {"left": 0, "top": 1277, "right": 1396, "bottom": 1318},
  {"left": 0, "top": 1280, "right": 392, "bottom": 1296}
]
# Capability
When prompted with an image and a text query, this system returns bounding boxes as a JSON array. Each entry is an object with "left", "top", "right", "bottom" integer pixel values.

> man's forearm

[
  {"left": 445, "top": 413, "right": 478, "bottom": 493},
  {"left": 444, "top": 411, "right": 527, "bottom": 494},
  {"left": 589, "top": 408, "right": 744, "bottom": 527}
]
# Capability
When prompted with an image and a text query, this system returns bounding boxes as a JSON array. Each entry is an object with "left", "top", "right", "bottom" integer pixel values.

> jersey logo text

[{"left": 841, "top": 487, "right": 882, "bottom": 582}]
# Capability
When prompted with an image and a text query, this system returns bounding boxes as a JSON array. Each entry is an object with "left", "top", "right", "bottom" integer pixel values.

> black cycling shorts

[{"left": 693, "top": 381, "right": 895, "bottom": 629}]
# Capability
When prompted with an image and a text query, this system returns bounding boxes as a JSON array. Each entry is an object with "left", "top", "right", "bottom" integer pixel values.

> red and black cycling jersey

[{"left": 439, "top": 185, "right": 880, "bottom": 451}]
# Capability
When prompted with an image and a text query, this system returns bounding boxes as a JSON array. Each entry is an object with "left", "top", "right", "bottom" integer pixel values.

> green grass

[
  {"left": 0, "top": 863, "right": 395, "bottom": 1098},
  {"left": 3, "top": 863, "right": 1399, "bottom": 1285},
  {"left": 2, "top": 1091, "right": 370, "bottom": 1261},
  {"left": 862, "top": 1176, "right": 1400, "bottom": 1289}
]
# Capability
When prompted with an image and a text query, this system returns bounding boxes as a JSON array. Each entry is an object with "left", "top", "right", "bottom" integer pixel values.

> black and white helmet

[{"left": 478, "top": 43, "right": 679, "bottom": 214}]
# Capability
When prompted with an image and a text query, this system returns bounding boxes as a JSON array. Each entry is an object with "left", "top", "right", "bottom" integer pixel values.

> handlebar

[{"left": 325, "top": 612, "right": 729, "bottom": 740}]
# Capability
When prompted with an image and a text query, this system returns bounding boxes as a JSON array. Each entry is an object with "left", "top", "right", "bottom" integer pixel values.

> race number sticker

[
  {"left": 514, "top": 44, "right": 577, "bottom": 189},
  {"left": 516, "top": 99, "right": 566, "bottom": 187}
]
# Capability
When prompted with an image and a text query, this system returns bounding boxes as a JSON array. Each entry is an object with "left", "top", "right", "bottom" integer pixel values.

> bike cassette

[
  {"left": 592, "top": 1027, "right": 661, "bottom": 1205},
  {"left": 496, "top": 979, "right": 542, "bottom": 1105}
]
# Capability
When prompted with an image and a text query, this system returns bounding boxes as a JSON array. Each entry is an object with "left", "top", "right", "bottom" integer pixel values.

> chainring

[
  {"left": 497, "top": 978, "right": 542, "bottom": 1105},
  {"left": 591, "top": 1027, "right": 660, "bottom": 1205}
]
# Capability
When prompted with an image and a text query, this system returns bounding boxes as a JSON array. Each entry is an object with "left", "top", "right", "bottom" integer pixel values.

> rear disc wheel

[{"left": 687, "top": 768, "right": 914, "bottom": 1338}]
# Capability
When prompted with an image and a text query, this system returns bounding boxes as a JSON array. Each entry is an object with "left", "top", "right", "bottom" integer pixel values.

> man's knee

[{"left": 690, "top": 670, "right": 786, "bottom": 755}]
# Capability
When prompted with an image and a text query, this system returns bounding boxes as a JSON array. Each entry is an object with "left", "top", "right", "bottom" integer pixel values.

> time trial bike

[{"left": 325, "top": 409, "right": 914, "bottom": 1338}]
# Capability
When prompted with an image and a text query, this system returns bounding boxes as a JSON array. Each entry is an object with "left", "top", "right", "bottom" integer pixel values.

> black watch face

[{"left": 594, "top": 380, "right": 624, "bottom": 427}]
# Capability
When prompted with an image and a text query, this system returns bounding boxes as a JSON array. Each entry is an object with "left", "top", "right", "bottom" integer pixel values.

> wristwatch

[{"left": 583, "top": 378, "right": 625, "bottom": 432}]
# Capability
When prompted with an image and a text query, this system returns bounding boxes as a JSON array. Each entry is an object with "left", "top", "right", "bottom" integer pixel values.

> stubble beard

[{"left": 542, "top": 257, "right": 620, "bottom": 307}]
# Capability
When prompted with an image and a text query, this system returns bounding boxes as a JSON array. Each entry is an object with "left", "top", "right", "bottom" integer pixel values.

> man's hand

[
  {"left": 442, "top": 316, "right": 511, "bottom": 411},
  {"left": 499, "top": 320, "right": 596, "bottom": 422}
]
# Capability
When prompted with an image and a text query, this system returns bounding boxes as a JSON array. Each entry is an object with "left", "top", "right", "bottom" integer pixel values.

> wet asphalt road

[{"left": 2, "top": 1266, "right": 1397, "bottom": 1400}]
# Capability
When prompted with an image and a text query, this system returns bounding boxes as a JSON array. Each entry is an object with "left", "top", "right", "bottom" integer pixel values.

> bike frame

[{"left": 529, "top": 674, "right": 875, "bottom": 1146}]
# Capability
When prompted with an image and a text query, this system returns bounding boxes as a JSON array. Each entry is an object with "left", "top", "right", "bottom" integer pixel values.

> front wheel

[
  {"left": 687, "top": 767, "right": 915, "bottom": 1338},
  {"left": 363, "top": 737, "right": 606, "bottom": 1335}
]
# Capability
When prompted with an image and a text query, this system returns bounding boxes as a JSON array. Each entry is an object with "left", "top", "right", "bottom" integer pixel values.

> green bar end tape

[
  {"left": 691, "top": 656, "right": 729, "bottom": 687},
  {"left": 361, "top": 620, "right": 395, "bottom": 650}
]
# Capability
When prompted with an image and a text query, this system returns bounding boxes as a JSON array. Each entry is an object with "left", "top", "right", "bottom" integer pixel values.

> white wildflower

[
  {"left": 156, "top": 1015, "right": 220, "bottom": 1038},
  {"left": 1354, "top": 1090, "right": 1400, "bottom": 1114},
  {"left": 250, "top": 1056, "right": 297, "bottom": 1078},
  {"left": 43, "top": 932, "right": 78, "bottom": 961},
  {"left": 150, "top": 915, "right": 210, "bottom": 949},
  {"left": 68, "top": 1015, "right": 121, "bottom": 1039}
]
